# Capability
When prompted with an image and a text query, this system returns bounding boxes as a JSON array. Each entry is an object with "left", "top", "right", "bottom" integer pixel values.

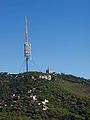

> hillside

[{"left": 0, "top": 72, "right": 90, "bottom": 120}]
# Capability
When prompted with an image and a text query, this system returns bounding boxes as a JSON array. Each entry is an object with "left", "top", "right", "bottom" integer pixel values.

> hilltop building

[{"left": 46, "top": 67, "right": 52, "bottom": 74}]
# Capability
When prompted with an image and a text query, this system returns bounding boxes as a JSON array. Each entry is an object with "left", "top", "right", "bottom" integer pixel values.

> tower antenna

[{"left": 26, "top": 16, "right": 28, "bottom": 42}]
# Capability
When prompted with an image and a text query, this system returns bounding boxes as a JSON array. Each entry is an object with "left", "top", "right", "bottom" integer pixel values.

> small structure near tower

[
  {"left": 46, "top": 67, "right": 52, "bottom": 74},
  {"left": 24, "top": 16, "right": 31, "bottom": 72}
]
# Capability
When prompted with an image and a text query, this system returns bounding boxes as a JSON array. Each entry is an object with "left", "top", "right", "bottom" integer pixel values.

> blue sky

[{"left": 0, "top": 0, "right": 90, "bottom": 79}]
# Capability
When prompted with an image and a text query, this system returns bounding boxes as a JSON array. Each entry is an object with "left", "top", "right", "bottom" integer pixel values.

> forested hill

[{"left": 0, "top": 72, "right": 90, "bottom": 120}]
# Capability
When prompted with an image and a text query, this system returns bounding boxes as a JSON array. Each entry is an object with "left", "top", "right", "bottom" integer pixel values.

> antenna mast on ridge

[{"left": 24, "top": 16, "right": 31, "bottom": 72}]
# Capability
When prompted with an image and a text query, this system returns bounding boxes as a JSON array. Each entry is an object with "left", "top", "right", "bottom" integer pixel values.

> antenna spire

[{"left": 26, "top": 16, "right": 28, "bottom": 42}]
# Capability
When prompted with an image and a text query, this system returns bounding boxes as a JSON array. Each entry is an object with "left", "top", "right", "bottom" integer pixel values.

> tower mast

[
  {"left": 26, "top": 16, "right": 28, "bottom": 72},
  {"left": 26, "top": 16, "right": 28, "bottom": 43},
  {"left": 24, "top": 16, "right": 31, "bottom": 72}
]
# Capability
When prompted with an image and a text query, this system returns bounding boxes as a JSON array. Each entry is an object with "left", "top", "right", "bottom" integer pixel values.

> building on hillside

[
  {"left": 10, "top": 74, "right": 18, "bottom": 78},
  {"left": 59, "top": 73, "right": 64, "bottom": 75},
  {"left": 32, "top": 76, "right": 35, "bottom": 79},
  {"left": 52, "top": 72, "right": 57, "bottom": 75},
  {"left": 39, "top": 75, "right": 51, "bottom": 80},
  {"left": 31, "top": 74, "right": 51, "bottom": 80},
  {"left": 46, "top": 67, "right": 52, "bottom": 74},
  {"left": 47, "top": 75, "right": 51, "bottom": 80},
  {"left": 39, "top": 75, "right": 47, "bottom": 79}
]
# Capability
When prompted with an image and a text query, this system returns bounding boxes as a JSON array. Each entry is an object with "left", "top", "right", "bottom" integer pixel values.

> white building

[
  {"left": 39, "top": 75, "right": 51, "bottom": 80},
  {"left": 47, "top": 75, "right": 51, "bottom": 80}
]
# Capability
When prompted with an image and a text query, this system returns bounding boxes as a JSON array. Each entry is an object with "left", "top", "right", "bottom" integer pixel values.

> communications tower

[{"left": 24, "top": 16, "right": 31, "bottom": 72}]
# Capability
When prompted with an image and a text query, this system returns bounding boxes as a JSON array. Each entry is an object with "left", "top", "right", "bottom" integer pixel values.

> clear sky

[{"left": 0, "top": 0, "right": 90, "bottom": 79}]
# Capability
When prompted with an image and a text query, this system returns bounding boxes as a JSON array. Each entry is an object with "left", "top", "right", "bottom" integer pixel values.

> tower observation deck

[{"left": 24, "top": 16, "right": 31, "bottom": 72}]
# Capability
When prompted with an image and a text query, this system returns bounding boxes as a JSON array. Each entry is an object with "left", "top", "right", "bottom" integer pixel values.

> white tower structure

[{"left": 24, "top": 16, "right": 31, "bottom": 72}]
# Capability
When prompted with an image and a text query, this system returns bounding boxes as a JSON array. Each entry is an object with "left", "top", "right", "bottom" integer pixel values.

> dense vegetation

[{"left": 0, "top": 72, "right": 90, "bottom": 120}]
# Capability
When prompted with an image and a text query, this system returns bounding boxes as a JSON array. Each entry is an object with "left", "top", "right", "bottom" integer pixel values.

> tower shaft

[
  {"left": 26, "top": 58, "right": 28, "bottom": 72},
  {"left": 24, "top": 16, "right": 31, "bottom": 72},
  {"left": 26, "top": 16, "right": 28, "bottom": 72}
]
